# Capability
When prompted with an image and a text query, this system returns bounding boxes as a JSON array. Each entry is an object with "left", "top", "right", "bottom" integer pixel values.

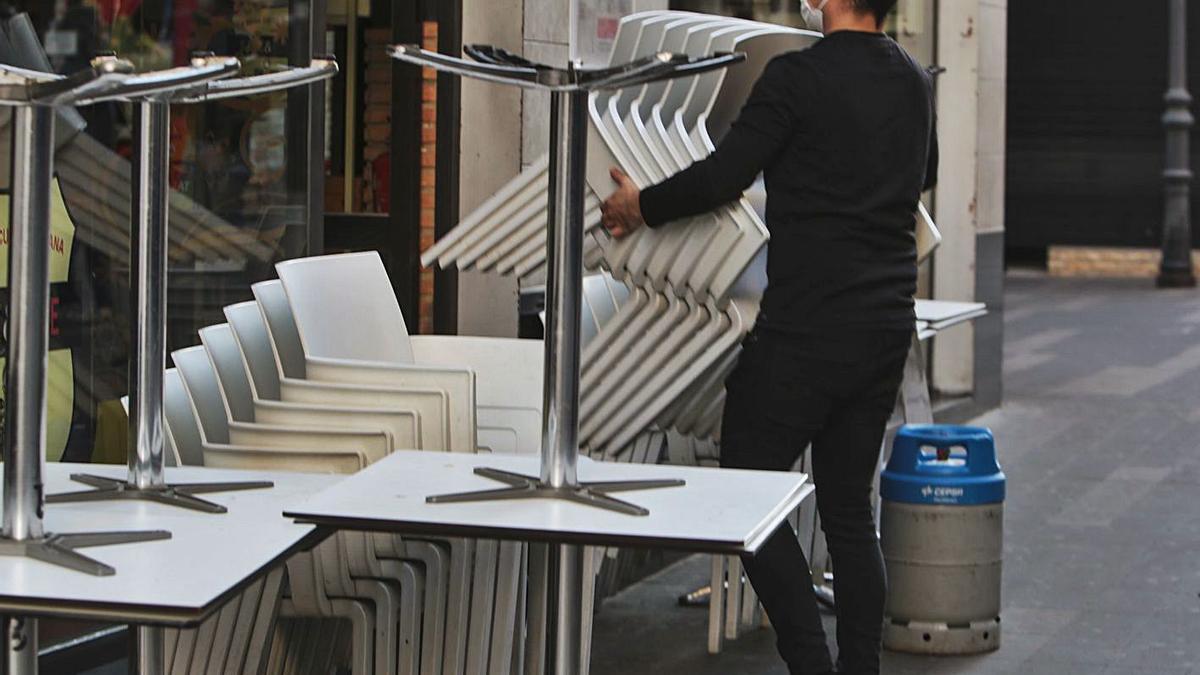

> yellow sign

[{"left": 0, "top": 179, "right": 78, "bottom": 462}]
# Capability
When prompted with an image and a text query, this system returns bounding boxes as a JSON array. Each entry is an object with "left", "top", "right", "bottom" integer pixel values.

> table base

[
  {"left": 0, "top": 530, "right": 171, "bottom": 576},
  {"left": 426, "top": 467, "right": 685, "bottom": 516},
  {"left": 46, "top": 473, "right": 274, "bottom": 514}
]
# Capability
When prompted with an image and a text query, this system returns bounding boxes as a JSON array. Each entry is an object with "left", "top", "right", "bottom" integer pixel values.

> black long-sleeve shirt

[{"left": 640, "top": 30, "right": 938, "bottom": 334}]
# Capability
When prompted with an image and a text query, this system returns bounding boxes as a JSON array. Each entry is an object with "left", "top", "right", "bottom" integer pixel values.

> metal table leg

[
  {"left": 0, "top": 105, "right": 170, "bottom": 582},
  {"left": 5, "top": 617, "right": 36, "bottom": 675},
  {"left": 47, "top": 101, "right": 271, "bottom": 512},
  {"left": 545, "top": 544, "right": 585, "bottom": 675},
  {"left": 424, "top": 87, "right": 681, "bottom": 518},
  {"left": 386, "top": 47, "right": 744, "bottom": 675},
  {"left": 133, "top": 625, "right": 165, "bottom": 675}
]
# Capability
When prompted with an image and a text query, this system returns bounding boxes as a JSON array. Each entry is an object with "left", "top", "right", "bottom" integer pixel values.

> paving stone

[{"left": 591, "top": 275, "right": 1200, "bottom": 674}]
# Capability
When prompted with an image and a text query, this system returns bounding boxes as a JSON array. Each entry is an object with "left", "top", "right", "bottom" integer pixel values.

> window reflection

[{"left": 0, "top": 0, "right": 316, "bottom": 464}]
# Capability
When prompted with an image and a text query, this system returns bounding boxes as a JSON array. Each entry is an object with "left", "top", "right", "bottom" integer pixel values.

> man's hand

[{"left": 600, "top": 167, "right": 644, "bottom": 238}]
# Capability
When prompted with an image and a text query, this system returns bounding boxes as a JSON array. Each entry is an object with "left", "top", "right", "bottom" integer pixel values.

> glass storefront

[
  {"left": 1, "top": 0, "right": 322, "bottom": 464},
  {"left": 670, "top": 0, "right": 902, "bottom": 30}
]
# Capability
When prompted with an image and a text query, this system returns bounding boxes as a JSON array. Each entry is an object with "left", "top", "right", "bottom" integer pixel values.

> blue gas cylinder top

[{"left": 881, "top": 425, "right": 1006, "bottom": 506}]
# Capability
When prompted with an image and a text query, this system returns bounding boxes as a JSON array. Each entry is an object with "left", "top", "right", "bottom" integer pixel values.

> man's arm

[
  {"left": 922, "top": 117, "right": 939, "bottom": 192},
  {"left": 922, "top": 75, "right": 939, "bottom": 191},
  {"left": 600, "top": 56, "right": 804, "bottom": 236}
]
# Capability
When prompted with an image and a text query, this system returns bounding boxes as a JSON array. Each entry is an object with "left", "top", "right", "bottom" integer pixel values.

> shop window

[{"left": 0, "top": 0, "right": 322, "bottom": 465}]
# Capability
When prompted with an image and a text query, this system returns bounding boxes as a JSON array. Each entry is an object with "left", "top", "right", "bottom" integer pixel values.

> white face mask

[{"left": 800, "top": 0, "right": 829, "bottom": 32}]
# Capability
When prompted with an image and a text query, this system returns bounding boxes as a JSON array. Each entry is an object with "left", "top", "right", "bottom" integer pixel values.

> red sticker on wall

[{"left": 597, "top": 17, "right": 619, "bottom": 40}]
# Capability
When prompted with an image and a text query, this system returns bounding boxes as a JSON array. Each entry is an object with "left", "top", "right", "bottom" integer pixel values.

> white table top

[
  {"left": 285, "top": 451, "right": 814, "bottom": 555},
  {"left": 0, "top": 463, "right": 334, "bottom": 625},
  {"left": 914, "top": 299, "right": 988, "bottom": 328}
]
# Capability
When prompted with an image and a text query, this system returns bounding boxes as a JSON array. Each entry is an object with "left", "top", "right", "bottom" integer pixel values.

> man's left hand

[{"left": 600, "top": 167, "right": 644, "bottom": 238}]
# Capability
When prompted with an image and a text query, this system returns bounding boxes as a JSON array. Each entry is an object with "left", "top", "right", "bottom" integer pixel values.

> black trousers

[{"left": 720, "top": 327, "right": 911, "bottom": 675}]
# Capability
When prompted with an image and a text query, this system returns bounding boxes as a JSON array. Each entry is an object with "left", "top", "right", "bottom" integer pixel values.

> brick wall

[
  {"left": 363, "top": 21, "right": 437, "bottom": 333},
  {"left": 418, "top": 21, "right": 438, "bottom": 335},
  {"left": 362, "top": 27, "right": 392, "bottom": 213},
  {"left": 1048, "top": 246, "right": 1200, "bottom": 278}
]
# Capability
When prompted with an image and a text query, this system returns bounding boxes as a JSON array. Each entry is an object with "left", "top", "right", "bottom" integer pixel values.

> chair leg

[
  {"left": 443, "top": 538, "right": 475, "bottom": 675},
  {"left": 487, "top": 542, "right": 522, "bottom": 675},
  {"left": 708, "top": 555, "right": 726, "bottom": 655},
  {"left": 579, "top": 546, "right": 599, "bottom": 675},
  {"left": 245, "top": 569, "right": 286, "bottom": 675},
  {"left": 725, "top": 557, "right": 743, "bottom": 641},
  {"left": 523, "top": 543, "right": 549, "bottom": 675},
  {"left": 203, "top": 589, "right": 244, "bottom": 674},
  {"left": 509, "top": 546, "right": 528, "bottom": 675},
  {"left": 465, "top": 540, "right": 499, "bottom": 675},
  {"left": 219, "top": 576, "right": 263, "bottom": 675},
  {"left": 393, "top": 540, "right": 447, "bottom": 675},
  {"left": 330, "top": 598, "right": 376, "bottom": 675},
  {"left": 379, "top": 562, "right": 423, "bottom": 675},
  {"left": 348, "top": 578, "right": 401, "bottom": 675}
]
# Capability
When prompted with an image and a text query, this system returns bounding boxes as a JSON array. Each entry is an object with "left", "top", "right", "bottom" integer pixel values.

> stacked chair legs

[{"left": 158, "top": 251, "right": 543, "bottom": 674}]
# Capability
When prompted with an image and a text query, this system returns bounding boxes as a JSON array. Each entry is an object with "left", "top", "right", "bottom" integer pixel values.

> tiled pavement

[{"left": 591, "top": 273, "right": 1200, "bottom": 675}]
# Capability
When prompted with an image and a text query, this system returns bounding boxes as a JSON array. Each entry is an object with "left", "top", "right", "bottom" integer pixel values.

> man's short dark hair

[{"left": 852, "top": 0, "right": 898, "bottom": 25}]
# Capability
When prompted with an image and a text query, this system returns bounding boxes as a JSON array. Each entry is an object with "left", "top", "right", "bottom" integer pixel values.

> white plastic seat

[
  {"left": 154, "top": 376, "right": 288, "bottom": 675},
  {"left": 168, "top": 351, "right": 376, "bottom": 472},
  {"left": 273, "top": 252, "right": 477, "bottom": 453},
  {"left": 408, "top": 335, "right": 543, "bottom": 456},
  {"left": 163, "top": 367, "right": 380, "bottom": 674},
  {"left": 200, "top": 322, "right": 470, "bottom": 674},
  {"left": 252, "top": 279, "right": 454, "bottom": 453},
  {"left": 258, "top": 271, "right": 534, "bottom": 672},
  {"left": 206, "top": 317, "right": 421, "bottom": 450}
]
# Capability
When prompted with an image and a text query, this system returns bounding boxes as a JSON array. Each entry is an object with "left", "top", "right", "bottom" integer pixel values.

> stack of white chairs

[
  {"left": 154, "top": 250, "right": 545, "bottom": 675},
  {"left": 422, "top": 12, "right": 820, "bottom": 463},
  {"left": 419, "top": 9, "right": 954, "bottom": 656}
]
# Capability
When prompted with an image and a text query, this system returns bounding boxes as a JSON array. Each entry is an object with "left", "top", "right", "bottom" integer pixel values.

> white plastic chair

[
  {"left": 203, "top": 319, "right": 460, "bottom": 675},
  {"left": 260, "top": 265, "right": 537, "bottom": 667},
  {"left": 169, "top": 349, "right": 378, "bottom": 472},
  {"left": 163, "top": 367, "right": 378, "bottom": 674},
  {"left": 272, "top": 255, "right": 478, "bottom": 454},
  {"left": 407, "top": 335, "right": 542, "bottom": 456},
  {"left": 204, "top": 319, "right": 421, "bottom": 450},
  {"left": 252, "top": 279, "right": 453, "bottom": 453}
]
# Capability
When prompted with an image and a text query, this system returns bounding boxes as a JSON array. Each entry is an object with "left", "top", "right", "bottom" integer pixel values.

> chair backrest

[
  {"left": 707, "top": 30, "right": 817, "bottom": 142},
  {"left": 251, "top": 279, "right": 307, "bottom": 379},
  {"left": 275, "top": 252, "right": 415, "bottom": 364},
  {"left": 198, "top": 324, "right": 257, "bottom": 423},
  {"left": 171, "top": 345, "right": 233, "bottom": 445},
  {"left": 163, "top": 368, "right": 206, "bottom": 466},
  {"left": 225, "top": 300, "right": 283, "bottom": 401}
]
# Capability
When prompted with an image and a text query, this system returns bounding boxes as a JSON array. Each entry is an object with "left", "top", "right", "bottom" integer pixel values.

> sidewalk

[{"left": 591, "top": 272, "right": 1200, "bottom": 675}]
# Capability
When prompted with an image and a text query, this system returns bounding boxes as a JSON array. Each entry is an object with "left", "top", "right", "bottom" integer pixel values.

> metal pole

[
  {"left": 2, "top": 104, "right": 53, "bottom": 675},
  {"left": 5, "top": 616, "right": 37, "bottom": 675},
  {"left": 539, "top": 87, "right": 588, "bottom": 489},
  {"left": 544, "top": 544, "right": 585, "bottom": 675},
  {"left": 128, "top": 101, "right": 170, "bottom": 490},
  {"left": 3, "top": 106, "right": 54, "bottom": 543},
  {"left": 133, "top": 625, "right": 164, "bottom": 675},
  {"left": 1158, "top": 0, "right": 1196, "bottom": 288}
]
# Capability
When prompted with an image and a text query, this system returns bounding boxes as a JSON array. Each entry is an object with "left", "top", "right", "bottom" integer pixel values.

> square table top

[
  {"left": 0, "top": 463, "right": 334, "bottom": 626},
  {"left": 285, "top": 451, "right": 813, "bottom": 555},
  {"left": 914, "top": 299, "right": 988, "bottom": 329}
]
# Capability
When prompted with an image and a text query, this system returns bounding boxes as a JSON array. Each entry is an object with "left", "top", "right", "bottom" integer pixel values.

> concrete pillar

[
  {"left": 932, "top": 0, "right": 1006, "bottom": 404},
  {"left": 457, "top": 0, "right": 524, "bottom": 336}
]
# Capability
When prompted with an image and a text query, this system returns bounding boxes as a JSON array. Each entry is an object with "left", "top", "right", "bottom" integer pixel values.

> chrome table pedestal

[
  {"left": 389, "top": 45, "right": 741, "bottom": 517},
  {"left": 387, "top": 44, "right": 744, "bottom": 675},
  {"left": 0, "top": 53, "right": 336, "bottom": 675},
  {"left": 47, "top": 58, "right": 341, "bottom": 513},
  {"left": 50, "top": 60, "right": 339, "bottom": 512}
]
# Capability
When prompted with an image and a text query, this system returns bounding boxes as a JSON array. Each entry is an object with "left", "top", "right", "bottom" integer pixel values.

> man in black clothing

[{"left": 600, "top": 1, "right": 936, "bottom": 673}]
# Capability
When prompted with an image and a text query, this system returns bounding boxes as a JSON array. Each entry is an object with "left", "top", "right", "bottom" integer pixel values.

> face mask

[{"left": 800, "top": 0, "right": 829, "bottom": 32}]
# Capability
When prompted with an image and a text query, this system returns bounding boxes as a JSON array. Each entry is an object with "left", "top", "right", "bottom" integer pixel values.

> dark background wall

[{"left": 1006, "top": 2, "right": 1200, "bottom": 254}]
